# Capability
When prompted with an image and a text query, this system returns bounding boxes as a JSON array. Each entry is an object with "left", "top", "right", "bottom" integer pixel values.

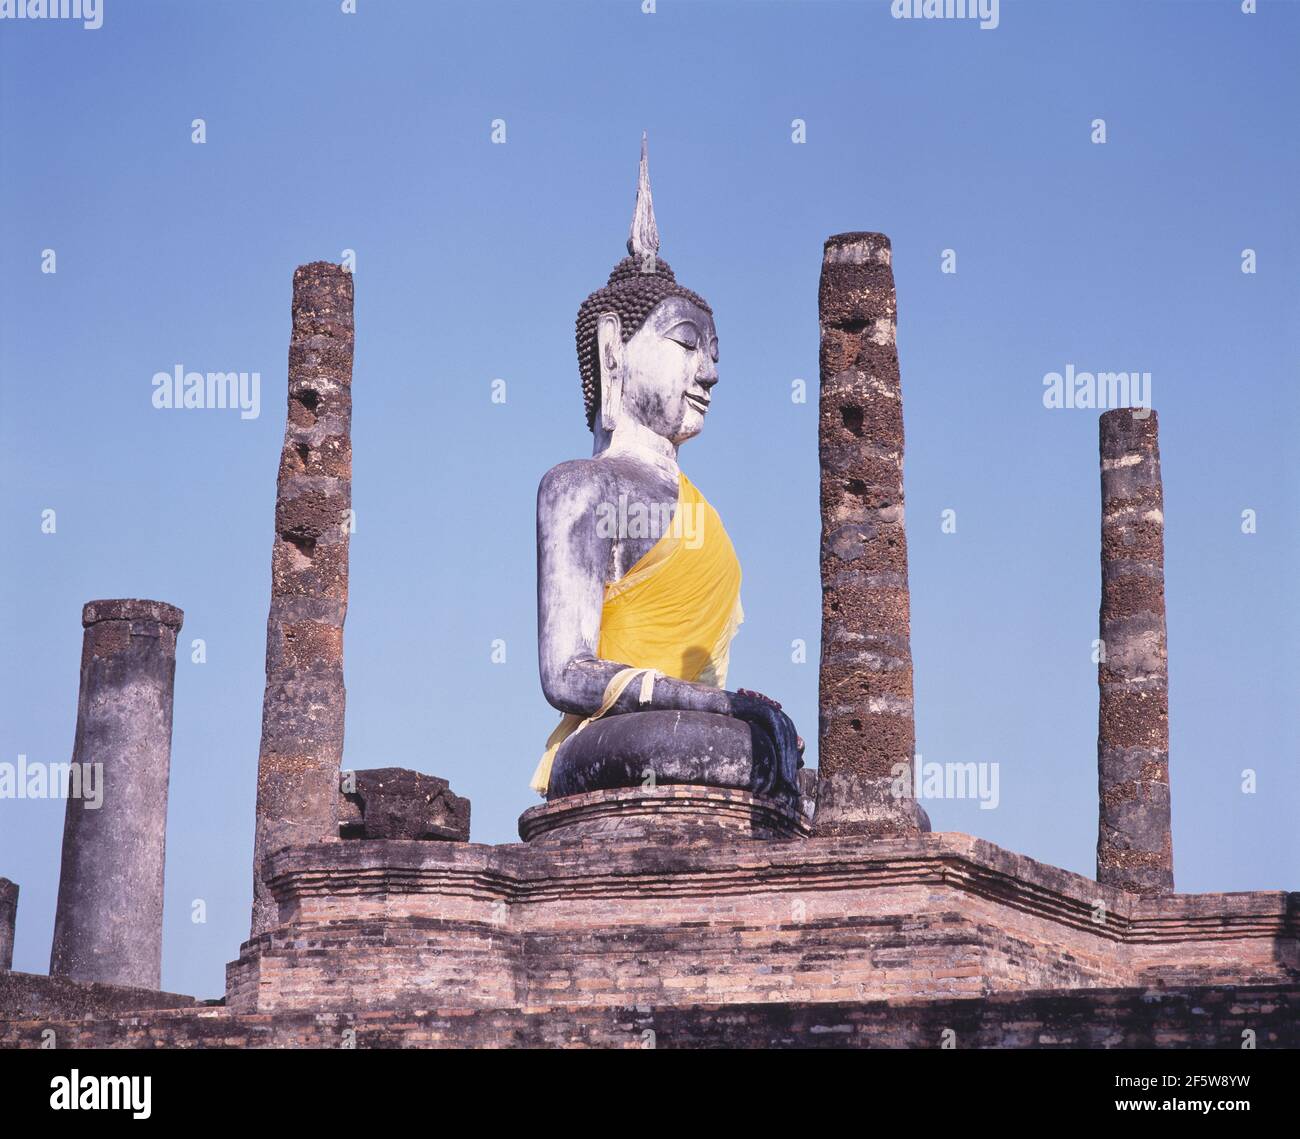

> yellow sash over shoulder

[{"left": 530, "top": 471, "right": 743, "bottom": 793}]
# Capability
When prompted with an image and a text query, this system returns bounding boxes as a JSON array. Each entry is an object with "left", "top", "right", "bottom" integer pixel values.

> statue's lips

[{"left": 685, "top": 393, "right": 710, "bottom": 414}]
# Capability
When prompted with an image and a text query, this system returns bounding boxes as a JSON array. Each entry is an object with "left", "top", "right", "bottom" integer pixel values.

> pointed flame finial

[{"left": 627, "top": 131, "right": 660, "bottom": 259}]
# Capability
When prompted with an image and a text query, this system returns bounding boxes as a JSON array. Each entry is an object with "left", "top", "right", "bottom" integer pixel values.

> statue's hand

[
  {"left": 729, "top": 689, "right": 803, "bottom": 795},
  {"left": 735, "top": 689, "right": 803, "bottom": 755}
]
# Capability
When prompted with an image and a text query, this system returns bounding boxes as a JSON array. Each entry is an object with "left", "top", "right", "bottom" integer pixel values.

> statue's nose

[{"left": 698, "top": 365, "right": 718, "bottom": 389}]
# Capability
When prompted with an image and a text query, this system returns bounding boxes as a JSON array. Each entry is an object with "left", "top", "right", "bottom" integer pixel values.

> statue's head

[{"left": 576, "top": 136, "right": 717, "bottom": 444}]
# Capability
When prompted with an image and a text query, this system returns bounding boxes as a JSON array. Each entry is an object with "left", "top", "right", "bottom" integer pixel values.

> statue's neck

[{"left": 592, "top": 419, "right": 680, "bottom": 480}]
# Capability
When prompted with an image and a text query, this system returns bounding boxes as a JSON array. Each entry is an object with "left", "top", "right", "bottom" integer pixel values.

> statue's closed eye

[{"left": 665, "top": 321, "right": 699, "bottom": 351}]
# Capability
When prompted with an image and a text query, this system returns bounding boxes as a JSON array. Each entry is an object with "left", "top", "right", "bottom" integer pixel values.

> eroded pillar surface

[
  {"left": 0, "top": 877, "right": 17, "bottom": 971},
  {"left": 49, "top": 599, "right": 182, "bottom": 988},
  {"left": 814, "top": 233, "right": 924, "bottom": 837},
  {"left": 251, "top": 262, "right": 354, "bottom": 935},
  {"left": 1097, "top": 408, "right": 1173, "bottom": 895}
]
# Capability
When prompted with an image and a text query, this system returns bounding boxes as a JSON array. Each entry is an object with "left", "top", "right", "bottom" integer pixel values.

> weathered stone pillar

[
  {"left": 0, "top": 878, "right": 17, "bottom": 971},
  {"left": 251, "top": 262, "right": 354, "bottom": 935},
  {"left": 814, "top": 233, "right": 924, "bottom": 837},
  {"left": 1097, "top": 408, "right": 1173, "bottom": 894},
  {"left": 49, "top": 599, "right": 183, "bottom": 988}
]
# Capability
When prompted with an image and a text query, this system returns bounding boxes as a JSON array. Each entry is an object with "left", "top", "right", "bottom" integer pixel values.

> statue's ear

[{"left": 596, "top": 312, "right": 623, "bottom": 432}]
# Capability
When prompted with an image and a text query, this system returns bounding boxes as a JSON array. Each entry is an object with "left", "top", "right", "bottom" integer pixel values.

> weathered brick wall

[
  {"left": 11, "top": 830, "right": 1289, "bottom": 1046},
  {"left": 225, "top": 920, "right": 521, "bottom": 1011},
  {"left": 1, "top": 984, "right": 1294, "bottom": 1049},
  {"left": 516, "top": 890, "right": 1129, "bottom": 1007},
  {"left": 224, "top": 832, "right": 1295, "bottom": 1013},
  {"left": 0, "top": 972, "right": 196, "bottom": 1021}
]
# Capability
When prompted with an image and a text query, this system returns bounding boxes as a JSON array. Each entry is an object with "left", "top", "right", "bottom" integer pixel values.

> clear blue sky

[{"left": 1, "top": 0, "right": 1296, "bottom": 998}]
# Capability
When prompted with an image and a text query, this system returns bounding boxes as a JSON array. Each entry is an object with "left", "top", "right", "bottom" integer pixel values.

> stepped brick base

[
  {"left": 6, "top": 829, "right": 1293, "bottom": 1049},
  {"left": 1, "top": 984, "right": 1295, "bottom": 1049},
  {"left": 223, "top": 830, "right": 1297, "bottom": 1015}
]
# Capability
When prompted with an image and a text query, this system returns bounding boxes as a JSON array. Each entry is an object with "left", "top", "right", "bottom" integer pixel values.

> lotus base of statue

[
  {"left": 519, "top": 711, "right": 806, "bottom": 845},
  {"left": 548, "top": 710, "right": 799, "bottom": 802},
  {"left": 519, "top": 784, "right": 808, "bottom": 847}
]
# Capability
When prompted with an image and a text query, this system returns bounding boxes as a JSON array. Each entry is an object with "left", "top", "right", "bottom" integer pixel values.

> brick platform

[
  {"left": 223, "top": 831, "right": 1297, "bottom": 1014},
  {"left": 0, "top": 971, "right": 196, "bottom": 1021},
  {"left": 1, "top": 984, "right": 1294, "bottom": 1049},
  {"left": 3, "top": 829, "right": 1295, "bottom": 1049}
]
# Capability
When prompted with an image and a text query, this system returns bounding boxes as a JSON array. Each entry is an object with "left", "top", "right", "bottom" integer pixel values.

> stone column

[
  {"left": 0, "top": 878, "right": 17, "bottom": 971},
  {"left": 1097, "top": 408, "right": 1173, "bottom": 894},
  {"left": 49, "top": 600, "right": 182, "bottom": 988},
  {"left": 814, "top": 233, "right": 924, "bottom": 837},
  {"left": 251, "top": 262, "right": 354, "bottom": 935}
]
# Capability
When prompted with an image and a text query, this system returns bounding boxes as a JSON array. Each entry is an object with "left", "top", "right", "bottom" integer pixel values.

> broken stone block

[{"left": 339, "top": 768, "right": 469, "bottom": 841}]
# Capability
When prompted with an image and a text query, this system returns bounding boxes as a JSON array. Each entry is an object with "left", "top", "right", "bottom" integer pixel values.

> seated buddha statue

[{"left": 531, "top": 136, "right": 802, "bottom": 810}]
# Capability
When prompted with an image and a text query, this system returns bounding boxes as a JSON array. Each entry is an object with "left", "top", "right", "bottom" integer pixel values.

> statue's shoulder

[{"left": 537, "top": 458, "right": 614, "bottom": 515}]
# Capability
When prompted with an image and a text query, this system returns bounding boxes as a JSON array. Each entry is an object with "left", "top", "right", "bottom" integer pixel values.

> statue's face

[{"left": 618, "top": 297, "right": 719, "bottom": 445}]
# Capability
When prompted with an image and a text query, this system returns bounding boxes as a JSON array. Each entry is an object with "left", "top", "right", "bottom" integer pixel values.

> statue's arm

[{"left": 536, "top": 462, "right": 732, "bottom": 719}]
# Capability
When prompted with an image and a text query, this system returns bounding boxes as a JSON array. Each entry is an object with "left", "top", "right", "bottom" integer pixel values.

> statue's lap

[{"left": 548, "top": 710, "right": 797, "bottom": 807}]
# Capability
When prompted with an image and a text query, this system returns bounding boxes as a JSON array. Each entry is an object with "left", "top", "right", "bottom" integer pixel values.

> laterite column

[
  {"left": 1097, "top": 408, "right": 1173, "bottom": 895},
  {"left": 251, "top": 263, "right": 354, "bottom": 934},
  {"left": 814, "top": 233, "right": 924, "bottom": 837}
]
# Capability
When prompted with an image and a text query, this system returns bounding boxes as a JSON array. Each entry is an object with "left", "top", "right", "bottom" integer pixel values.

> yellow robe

[{"left": 530, "top": 471, "right": 743, "bottom": 794}]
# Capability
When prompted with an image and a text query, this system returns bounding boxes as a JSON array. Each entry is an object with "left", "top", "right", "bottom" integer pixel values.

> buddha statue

[{"left": 531, "top": 136, "right": 803, "bottom": 812}]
